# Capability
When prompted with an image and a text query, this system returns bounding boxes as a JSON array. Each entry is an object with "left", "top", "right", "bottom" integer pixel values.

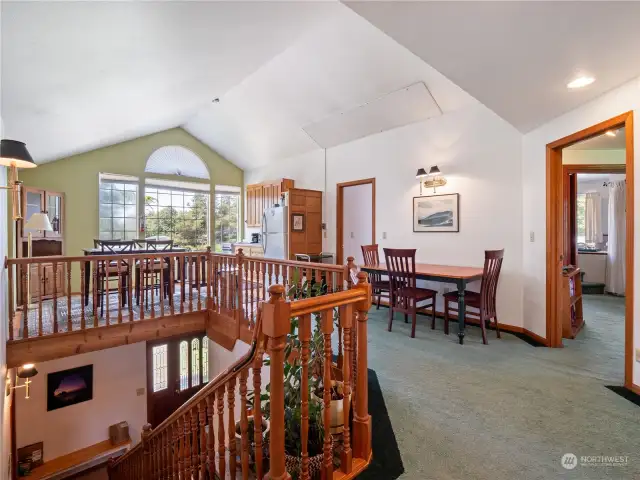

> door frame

[
  {"left": 563, "top": 164, "right": 626, "bottom": 266},
  {"left": 546, "top": 111, "right": 634, "bottom": 389},
  {"left": 336, "top": 178, "right": 376, "bottom": 265}
]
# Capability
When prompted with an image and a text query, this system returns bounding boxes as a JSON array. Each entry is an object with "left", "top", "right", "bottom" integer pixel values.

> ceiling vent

[{"left": 302, "top": 82, "right": 441, "bottom": 149}]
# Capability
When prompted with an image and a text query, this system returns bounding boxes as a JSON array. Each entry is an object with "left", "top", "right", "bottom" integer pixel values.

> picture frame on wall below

[
  {"left": 413, "top": 193, "right": 459, "bottom": 232},
  {"left": 47, "top": 364, "right": 94, "bottom": 412},
  {"left": 291, "top": 213, "right": 305, "bottom": 232}
]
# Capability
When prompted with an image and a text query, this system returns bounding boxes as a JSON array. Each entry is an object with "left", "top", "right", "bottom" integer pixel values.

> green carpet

[{"left": 366, "top": 295, "right": 639, "bottom": 479}]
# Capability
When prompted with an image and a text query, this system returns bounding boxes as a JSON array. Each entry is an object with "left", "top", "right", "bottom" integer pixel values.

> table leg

[
  {"left": 457, "top": 279, "right": 466, "bottom": 345},
  {"left": 84, "top": 259, "right": 91, "bottom": 306}
]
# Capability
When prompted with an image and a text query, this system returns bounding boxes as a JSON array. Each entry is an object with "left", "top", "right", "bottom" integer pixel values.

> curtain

[
  {"left": 584, "top": 192, "right": 602, "bottom": 244},
  {"left": 606, "top": 181, "right": 626, "bottom": 295}
]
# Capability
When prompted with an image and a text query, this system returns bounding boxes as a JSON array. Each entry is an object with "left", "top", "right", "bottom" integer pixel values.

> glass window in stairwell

[
  {"left": 191, "top": 338, "right": 200, "bottom": 387},
  {"left": 202, "top": 337, "right": 209, "bottom": 383},
  {"left": 179, "top": 341, "right": 189, "bottom": 391},
  {"left": 152, "top": 344, "right": 168, "bottom": 392}
]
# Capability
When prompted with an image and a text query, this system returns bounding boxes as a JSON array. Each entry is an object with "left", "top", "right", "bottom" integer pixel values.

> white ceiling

[
  {"left": 346, "top": 1, "right": 640, "bottom": 132},
  {"left": 183, "top": 4, "right": 476, "bottom": 170},
  {"left": 0, "top": 1, "right": 337, "bottom": 163},
  {"left": 566, "top": 127, "right": 626, "bottom": 150}
]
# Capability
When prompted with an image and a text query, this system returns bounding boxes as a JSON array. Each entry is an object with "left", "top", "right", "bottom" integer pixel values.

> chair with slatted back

[
  {"left": 361, "top": 244, "right": 389, "bottom": 309},
  {"left": 136, "top": 239, "right": 174, "bottom": 307},
  {"left": 443, "top": 249, "right": 504, "bottom": 344},
  {"left": 384, "top": 248, "right": 437, "bottom": 338},
  {"left": 97, "top": 240, "right": 133, "bottom": 316},
  {"left": 132, "top": 239, "right": 147, "bottom": 249},
  {"left": 94, "top": 238, "right": 121, "bottom": 248}
]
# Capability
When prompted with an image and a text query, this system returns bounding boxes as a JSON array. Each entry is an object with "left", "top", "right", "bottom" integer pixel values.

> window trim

[{"left": 98, "top": 173, "right": 139, "bottom": 240}]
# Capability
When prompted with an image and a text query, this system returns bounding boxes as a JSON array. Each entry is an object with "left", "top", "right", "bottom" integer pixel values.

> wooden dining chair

[
  {"left": 137, "top": 239, "right": 174, "bottom": 307},
  {"left": 384, "top": 248, "right": 438, "bottom": 338},
  {"left": 361, "top": 244, "right": 389, "bottom": 309},
  {"left": 96, "top": 240, "right": 133, "bottom": 316},
  {"left": 443, "top": 249, "right": 504, "bottom": 344}
]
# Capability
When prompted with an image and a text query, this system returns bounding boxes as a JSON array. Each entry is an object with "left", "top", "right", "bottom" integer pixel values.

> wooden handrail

[
  {"left": 289, "top": 288, "right": 368, "bottom": 316},
  {"left": 6, "top": 250, "right": 209, "bottom": 265}
]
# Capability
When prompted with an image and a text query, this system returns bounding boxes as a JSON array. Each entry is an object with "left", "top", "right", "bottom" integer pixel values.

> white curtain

[
  {"left": 606, "top": 181, "right": 626, "bottom": 295},
  {"left": 584, "top": 192, "right": 603, "bottom": 244}
]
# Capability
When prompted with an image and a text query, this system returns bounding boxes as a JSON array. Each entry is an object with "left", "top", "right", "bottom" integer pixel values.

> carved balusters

[
  {"left": 191, "top": 408, "right": 198, "bottom": 479},
  {"left": 253, "top": 345, "right": 264, "bottom": 479},
  {"left": 117, "top": 259, "right": 123, "bottom": 324},
  {"left": 353, "top": 272, "right": 372, "bottom": 460},
  {"left": 180, "top": 256, "right": 185, "bottom": 314},
  {"left": 340, "top": 304, "right": 354, "bottom": 473},
  {"left": 105, "top": 259, "right": 111, "bottom": 326},
  {"left": 52, "top": 260, "right": 59, "bottom": 332},
  {"left": 20, "top": 264, "right": 28, "bottom": 338},
  {"left": 216, "top": 387, "right": 226, "bottom": 480},
  {"left": 168, "top": 256, "right": 175, "bottom": 316},
  {"left": 150, "top": 255, "right": 156, "bottom": 319},
  {"left": 300, "top": 313, "right": 312, "bottom": 480},
  {"left": 79, "top": 262, "right": 86, "bottom": 329},
  {"left": 139, "top": 256, "right": 146, "bottom": 321},
  {"left": 92, "top": 259, "right": 98, "bottom": 324},
  {"left": 159, "top": 255, "right": 165, "bottom": 318},
  {"left": 239, "top": 370, "right": 250, "bottom": 479},
  {"left": 179, "top": 416, "right": 187, "bottom": 480},
  {"left": 205, "top": 395, "right": 216, "bottom": 479},
  {"left": 67, "top": 261, "right": 72, "bottom": 331},
  {"left": 184, "top": 413, "right": 192, "bottom": 480},
  {"left": 37, "top": 263, "right": 43, "bottom": 335},
  {"left": 128, "top": 258, "right": 134, "bottom": 322},
  {"left": 227, "top": 378, "right": 237, "bottom": 475},
  {"left": 198, "top": 401, "right": 207, "bottom": 480},
  {"left": 321, "top": 309, "right": 334, "bottom": 479},
  {"left": 172, "top": 422, "right": 179, "bottom": 480},
  {"left": 188, "top": 255, "right": 194, "bottom": 313}
]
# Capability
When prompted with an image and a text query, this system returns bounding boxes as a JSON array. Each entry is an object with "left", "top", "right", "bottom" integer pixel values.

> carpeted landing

[{"left": 367, "top": 295, "right": 639, "bottom": 480}]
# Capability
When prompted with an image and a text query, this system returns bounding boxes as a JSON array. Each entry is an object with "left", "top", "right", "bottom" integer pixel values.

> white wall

[
  {"left": 15, "top": 344, "right": 147, "bottom": 462},
  {"left": 522, "top": 76, "right": 640, "bottom": 387},
  {"left": 342, "top": 183, "right": 373, "bottom": 266},
  {"left": 246, "top": 100, "right": 524, "bottom": 327}
]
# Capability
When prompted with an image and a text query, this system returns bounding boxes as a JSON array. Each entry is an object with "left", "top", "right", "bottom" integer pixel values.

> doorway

[
  {"left": 146, "top": 332, "right": 209, "bottom": 427},
  {"left": 336, "top": 178, "right": 376, "bottom": 265},
  {"left": 546, "top": 111, "right": 634, "bottom": 388}
]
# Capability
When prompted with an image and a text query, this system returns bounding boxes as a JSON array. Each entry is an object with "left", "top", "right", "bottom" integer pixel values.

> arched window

[{"left": 145, "top": 146, "right": 210, "bottom": 179}]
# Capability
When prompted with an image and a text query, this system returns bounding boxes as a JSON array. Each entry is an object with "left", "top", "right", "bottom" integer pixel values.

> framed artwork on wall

[
  {"left": 47, "top": 364, "right": 94, "bottom": 411},
  {"left": 413, "top": 193, "right": 460, "bottom": 232},
  {"left": 291, "top": 213, "right": 305, "bottom": 232}
]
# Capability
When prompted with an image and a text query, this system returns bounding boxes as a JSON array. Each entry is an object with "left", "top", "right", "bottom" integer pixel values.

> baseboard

[
  {"left": 373, "top": 299, "right": 548, "bottom": 347},
  {"left": 606, "top": 385, "right": 640, "bottom": 408},
  {"left": 629, "top": 384, "right": 640, "bottom": 396}
]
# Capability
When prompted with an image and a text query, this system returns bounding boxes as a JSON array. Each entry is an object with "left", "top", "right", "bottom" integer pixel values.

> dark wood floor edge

[
  {"left": 371, "top": 302, "right": 548, "bottom": 347},
  {"left": 606, "top": 385, "right": 640, "bottom": 407}
]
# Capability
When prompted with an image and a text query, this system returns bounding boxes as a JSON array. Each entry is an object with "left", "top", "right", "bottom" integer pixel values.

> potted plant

[{"left": 311, "top": 379, "right": 350, "bottom": 435}]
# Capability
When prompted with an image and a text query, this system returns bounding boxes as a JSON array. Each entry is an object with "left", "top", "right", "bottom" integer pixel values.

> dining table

[
  {"left": 359, "top": 263, "right": 484, "bottom": 344},
  {"left": 81, "top": 247, "right": 189, "bottom": 306}
]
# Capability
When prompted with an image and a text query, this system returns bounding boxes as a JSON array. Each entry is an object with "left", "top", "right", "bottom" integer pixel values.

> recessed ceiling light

[
  {"left": 567, "top": 76, "right": 595, "bottom": 89},
  {"left": 605, "top": 130, "right": 616, "bottom": 137}
]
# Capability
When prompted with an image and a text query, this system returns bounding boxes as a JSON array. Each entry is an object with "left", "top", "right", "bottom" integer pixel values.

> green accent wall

[{"left": 9, "top": 128, "right": 243, "bottom": 260}]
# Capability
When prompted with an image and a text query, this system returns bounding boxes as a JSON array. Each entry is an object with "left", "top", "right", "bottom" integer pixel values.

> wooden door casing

[{"left": 147, "top": 333, "right": 209, "bottom": 428}]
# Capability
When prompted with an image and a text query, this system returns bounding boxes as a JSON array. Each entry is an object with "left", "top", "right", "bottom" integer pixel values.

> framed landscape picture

[
  {"left": 291, "top": 213, "right": 305, "bottom": 232},
  {"left": 413, "top": 194, "right": 459, "bottom": 232},
  {"left": 47, "top": 364, "right": 93, "bottom": 411}
]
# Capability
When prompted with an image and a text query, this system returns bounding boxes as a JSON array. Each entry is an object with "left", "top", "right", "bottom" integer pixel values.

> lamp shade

[
  {"left": 17, "top": 364, "right": 38, "bottom": 379},
  {"left": 428, "top": 165, "right": 441, "bottom": 176},
  {"left": 416, "top": 168, "right": 428, "bottom": 178},
  {"left": 0, "top": 140, "right": 37, "bottom": 169},
  {"left": 25, "top": 212, "right": 53, "bottom": 232}
]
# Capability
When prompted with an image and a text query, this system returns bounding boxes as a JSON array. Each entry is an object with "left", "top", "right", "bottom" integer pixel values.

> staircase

[{"left": 6, "top": 251, "right": 373, "bottom": 479}]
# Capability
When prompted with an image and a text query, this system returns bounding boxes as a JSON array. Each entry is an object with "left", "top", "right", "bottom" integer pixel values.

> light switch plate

[
  {"left": 137, "top": 388, "right": 145, "bottom": 396},
  {"left": 636, "top": 348, "right": 640, "bottom": 363},
  {"left": 530, "top": 231, "right": 535, "bottom": 242},
  {"left": 382, "top": 232, "right": 387, "bottom": 240}
]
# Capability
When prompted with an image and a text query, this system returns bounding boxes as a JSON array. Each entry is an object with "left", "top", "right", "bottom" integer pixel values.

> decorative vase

[
  {"left": 311, "top": 380, "right": 350, "bottom": 434},
  {"left": 235, "top": 416, "right": 270, "bottom": 462}
]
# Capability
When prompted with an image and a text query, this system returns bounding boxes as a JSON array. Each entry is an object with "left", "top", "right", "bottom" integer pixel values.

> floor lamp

[{"left": 24, "top": 212, "right": 53, "bottom": 306}]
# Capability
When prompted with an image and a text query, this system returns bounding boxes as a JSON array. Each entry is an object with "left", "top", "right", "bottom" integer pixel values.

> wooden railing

[
  {"left": 5, "top": 249, "right": 348, "bottom": 341},
  {"left": 108, "top": 272, "right": 372, "bottom": 480}
]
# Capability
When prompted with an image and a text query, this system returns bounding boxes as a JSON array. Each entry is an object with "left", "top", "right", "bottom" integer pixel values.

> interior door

[{"left": 147, "top": 333, "right": 210, "bottom": 427}]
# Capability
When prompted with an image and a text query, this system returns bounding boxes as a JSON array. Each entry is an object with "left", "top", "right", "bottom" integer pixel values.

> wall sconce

[
  {"left": 423, "top": 165, "right": 447, "bottom": 193},
  {"left": 5, "top": 364, "right": 39, "bottom": 399},
  {"left": 0, "top": 139, "right": 38, "bottom": 220},
  {"left": 416, "top": 168, "right": 428, "bottom": 195}
]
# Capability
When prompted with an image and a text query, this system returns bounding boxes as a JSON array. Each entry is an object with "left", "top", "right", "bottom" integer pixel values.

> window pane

[
  {"left": 191, "top": 338, "right": 200, "bottom": 387},
  {"left": 214, "top": 192, "right": 240, "bottom": 252},
  {"left": 152, "top": 344, "right": 168, "bottom": 392},
  {"left": 179, "top": 341, "right": 189, "bottom": 391},
  {"left": 202, "top": 337, "right": 209, "bottom": 383},
  {"left": 98, "top": 178, "right": 138, "bottom": 241}
]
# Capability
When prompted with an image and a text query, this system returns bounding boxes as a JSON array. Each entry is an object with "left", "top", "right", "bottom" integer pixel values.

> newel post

[
  {"left": 263, "top": 284, "right": 292, "bottom": 480},
  {"left": 141, "top": 423, "right": 152, "bottom": 480},
  {"left": 346, "top": 256, "right": 356, "bottom": 289},
  {"left": 353, "top": 272, "right": 372, "bottom": 460}
]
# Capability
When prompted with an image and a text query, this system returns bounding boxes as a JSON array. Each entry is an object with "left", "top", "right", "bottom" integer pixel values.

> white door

[{"left": 342, "top": 183, "right": 373, "bottom": 266}]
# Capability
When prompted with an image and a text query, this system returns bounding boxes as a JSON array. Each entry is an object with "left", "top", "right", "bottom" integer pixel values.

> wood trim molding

[
  {"left": 336, "top": 178, "right": 376, "bottom": 265},
  {"left": 546, "top": 111, "right": 635, "bottom": 389}
]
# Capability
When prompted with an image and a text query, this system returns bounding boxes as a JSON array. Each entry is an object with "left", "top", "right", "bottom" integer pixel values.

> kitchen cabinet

[
  {"left": 245, "top": 178, "right": 294, "bottom": 228},
  {"left": 29, "top": 262, "right": 65, "bottom": 302}
]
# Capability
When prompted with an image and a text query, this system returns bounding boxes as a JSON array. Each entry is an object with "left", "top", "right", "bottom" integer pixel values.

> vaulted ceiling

[{"left": 2, "top": 1, "right": 640, "bottom": 169}]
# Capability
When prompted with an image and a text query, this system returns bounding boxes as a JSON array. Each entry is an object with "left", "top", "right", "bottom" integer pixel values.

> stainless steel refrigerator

[{"left": 261, "top": 205, "right": 288, "bottom": 259}]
